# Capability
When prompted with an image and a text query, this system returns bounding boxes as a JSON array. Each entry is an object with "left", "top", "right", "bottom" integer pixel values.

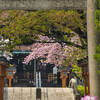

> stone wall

[
  {"left": 0, "top": 0, "right": 87, "bottom": 10},
  {"left": 4, "top": 87, "right": 36, "bottom": 100},
  {"left": 4, "top": 87, "right": 74, "bottom": 100}
]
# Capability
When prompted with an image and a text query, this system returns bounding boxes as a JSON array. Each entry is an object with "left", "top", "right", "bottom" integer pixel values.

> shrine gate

[{"left": 0, "top": 0, "right": 100, "bottom": 99}]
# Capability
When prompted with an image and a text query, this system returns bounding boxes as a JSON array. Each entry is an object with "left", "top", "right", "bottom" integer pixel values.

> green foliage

[
  {"left": 94, "top": 44, "right": 100, "bottom": 74},
  {"left": 77, "top": 85, "right": 88, "bottom": 97},
  {"left": 10, "top": 64, "right": 13, "bottom": 67},
  {"left": 41, "top": 40, "right": 47, "bottom": 43},
  {"left": 94, "top": 10, "right": 100, "bottom": 32},
  {"left": 94, "top": 0, "right": 100, "bottom": 32},
  {"left": 0, "top": 10, "right": 87, "bottom": 51},
  {"left": 72, "top": 65, "right": 82, "bottom": 78},
  {"left": 94, "top": 0, "right": 100, "bottom": 74},
  {"left": 62, "top": 47, "right": 87, "bottom": 67},
  {"left": 77, "top": 85, "right": 84, "bottom": 97},
  {"left": 99, "top": 0, "right": 100, "bottom": 8}
]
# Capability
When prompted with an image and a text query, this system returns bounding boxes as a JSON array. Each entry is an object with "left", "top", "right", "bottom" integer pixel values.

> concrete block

[
  {"left": 31, "top": 88, "right": 36, "bottom": 100},
  {"left": 41, "top": 88, "right": 47, "bottom": 100},
  {"left": 48, "top": 88, "right": 56, "bottom": 100},
  {"left": 13, "top": 87, "right": 23, "bottom": 100},
  {"left": 4, "top": 87, "right": 75, "bottom": 100},
  {"left": 22, "top": 87, "right": 31, "bottom": 100}
]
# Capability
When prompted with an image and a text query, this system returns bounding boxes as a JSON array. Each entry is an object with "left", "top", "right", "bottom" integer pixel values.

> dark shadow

[{"left": 4, "top": 87, "right": 8, "bottom": 100}]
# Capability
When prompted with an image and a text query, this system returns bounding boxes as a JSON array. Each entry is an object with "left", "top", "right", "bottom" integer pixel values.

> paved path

[{"left": 4, "top": 87, "right": 74, "bottom": 100}]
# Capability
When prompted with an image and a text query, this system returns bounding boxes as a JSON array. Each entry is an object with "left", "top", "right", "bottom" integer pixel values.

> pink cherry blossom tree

[{"left": 23, "top": 34, "right": 87, "bottom": 67}]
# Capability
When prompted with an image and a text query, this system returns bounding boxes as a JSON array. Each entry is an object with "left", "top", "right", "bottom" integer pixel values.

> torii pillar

[
  {"left": 87, "top": 0, "right": 100, "bottom": 99},
  {"left": 0, "top": 57, "right": 9, "bottom": 100}
]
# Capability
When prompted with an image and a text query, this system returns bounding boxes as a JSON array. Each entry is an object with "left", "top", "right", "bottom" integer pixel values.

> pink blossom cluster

[
  {"left": 23, "top": 34, "right": 87, "bottom": 67},
  {"left": 24, "top": 42, "right": 65, "bottom": 67},
  {"left": 70, "top": 34, "right": 81, "bottom": 45},
  {"left": 38, "top": 35, "right": 51, "bottom": 42},
  {"left": 81, "top": 95, "right": 98, "bottom": 100}
]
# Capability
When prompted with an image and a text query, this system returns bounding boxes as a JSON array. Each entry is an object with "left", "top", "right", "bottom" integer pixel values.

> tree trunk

[{"left": 87, "top": 0, "right": 100, "bottom": 99}]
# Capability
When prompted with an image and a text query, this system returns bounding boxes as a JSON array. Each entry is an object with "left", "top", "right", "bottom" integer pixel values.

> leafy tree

[
  {"left": 0, "top": 10, "right": 87, "bottom": 51},
  {"left": 0, "top": 10, "right": 87, "bottom": 70}
]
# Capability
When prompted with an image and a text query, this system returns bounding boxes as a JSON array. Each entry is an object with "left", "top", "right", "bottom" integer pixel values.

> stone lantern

[
  {"left": 0, "top": 56, "right": 9, "bottom": 100},
  {"left": 59, "top": 66, "right": 71, "bottom": 87},
  {"left": 60, "top": 70, "right": 68, "bottom": 87},
  {"left": 6, "top": 67, "right": 16, "bottom": 87}
]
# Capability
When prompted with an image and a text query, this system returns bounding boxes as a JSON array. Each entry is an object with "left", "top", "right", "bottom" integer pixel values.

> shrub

[{"left": 77, "top": 85, "right": 84, "bottom": 97}]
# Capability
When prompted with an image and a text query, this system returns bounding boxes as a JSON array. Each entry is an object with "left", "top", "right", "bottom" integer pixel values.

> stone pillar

[
  {"left": 87, "top": 0, "right": 100, "bottom": 99},
  {"left": 34, "top": 59, "right": 36, "bottom": 86},
  {"left": 61, "top": 77, "right": 67, "bottom": 87},
  {"left": 60, "top": 71, "right": 68, "bottom": 87}
]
